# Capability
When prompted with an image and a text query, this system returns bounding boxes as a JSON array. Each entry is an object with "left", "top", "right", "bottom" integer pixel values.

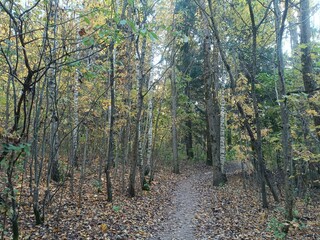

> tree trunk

[
  {"left": 202, "top": 0, "right": 277, "bottom": 200},
  {"left": 47, "top": 0, "right": 60, "bottom": 183},
  {"left": 220, "top": 88, "right": 226, "bottom": 173},
  {"left": 247, "top": 0, "right": 268, "bottom": 208},
  {"left": 300, "top": 0, "right": 320, "bottom": 141},
  {"left": 171, "top": 27, "right": 180, "bottom": 174},
  {"left": 203, "top": 30, "right": 226, "bottom": 185},
  {"left": 79, "top": 125, "right": 88, "bottom": 207},
  {"left": 128, "top": 31, "right": 147, "bottom": 196},
  {"left": 105, "top": 42, "right": 116, "bottom": 202},
  {"left": 274, "top": 0, "right": 294, "bottom": 225}
]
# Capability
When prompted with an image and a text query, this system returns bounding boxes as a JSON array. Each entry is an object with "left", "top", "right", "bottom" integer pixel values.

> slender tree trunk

[
  {"left": 144, "top": 55, "right": 155, "bottom": 187},
  {"left": 201, "top": 0, "right": 278, "bottom": 201},
  {"left": 106, "top": 42, "right": 116, "bottom": 202},
  {"left": 247, "top": 0, "right": 268, "bottom": 208},
  {"left": 128, "top": 32, "right": 147, "bottom": 196},
  {"left": 70, "top": 10, "right": 80, "bottom": 195},
  {"left": 32, "top": 77, "right": 47, "bottom": 225},
  {"left": 220, "top": 87, "right": 226, "bottom": 173},
  {"left": 150, "top": 77, "right": 167, "bottom": 182},
  {"left": 79, "top": 125, "right": 88, "bottom": 207},
  {"left": 171, "top": 29, "right": 180, "bottom": 174},
  {"left": 274, "top": 0, "right": 294, "bottom": 225}
]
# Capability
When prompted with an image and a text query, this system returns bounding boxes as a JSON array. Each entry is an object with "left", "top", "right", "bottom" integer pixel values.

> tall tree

[
  {"left": 300, "top": 0, "right": 320, "bottom": 140},
  {"left": 47, "top": 0, "right": 60, "bottom": 183},
  {"left": 203, "top": 25, "right": 226, "bottom": 185},
  {"left": 106, "top": 41, "right": 115, "bottom": 202},
  {"left": 244, "top": 0, "right": 271, "bottom": 208},
  {"left": 175, "top": 0, "right": 197, "bottom": 160},
  {"left": 274, "top": 0, "right": 294, "bottom": 227},
  {"left": 128, "top": 0, "right": 150, "bottom": 196}
]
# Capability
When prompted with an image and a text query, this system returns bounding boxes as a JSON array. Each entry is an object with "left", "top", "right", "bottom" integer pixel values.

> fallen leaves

[
  {"left": 2, "top": 163, "right": 319, "bottom": 239},
  {"left": 2, "top": 165, "right": 180, "bottom": 239},
  {"left": 193, "top": 170, "right": 320, "bottom": 239}
]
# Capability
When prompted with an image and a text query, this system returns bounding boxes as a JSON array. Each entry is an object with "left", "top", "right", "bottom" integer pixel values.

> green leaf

[
  {"left": 140, "top": 29, "right": 147, "bottom": 35},
  {"left": 83, "top": 17, "right": 90, "bottom": 24},
  {"left": 119, "top": 19, "right": 127, "bottom": 25},
  {"left": 127, "top": 20, "right": 137, "bottom": 32},
  {"left": 7, "top": 144, "right": 21, "bottom": 151},
  {"left": 112, "top": 205, "right": 121, "bottom": 212},
  {"left": 148, "top": 31, "right": 159, "bottom": 41},
  {"left": 82, "top": 36, "right": 95, "bottom": 46},
  {"left": 128, "top": 0, "right": 134, "bottom": 6}
]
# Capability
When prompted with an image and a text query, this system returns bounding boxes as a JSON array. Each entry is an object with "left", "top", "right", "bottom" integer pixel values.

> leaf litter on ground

[{"left": 2, "top": 162, "right": 320, "bottom": 239}]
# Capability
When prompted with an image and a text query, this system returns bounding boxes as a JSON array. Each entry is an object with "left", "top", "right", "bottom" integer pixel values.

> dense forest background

[{"left": 0, "top": 0, "right": 319, "bottom": 239}]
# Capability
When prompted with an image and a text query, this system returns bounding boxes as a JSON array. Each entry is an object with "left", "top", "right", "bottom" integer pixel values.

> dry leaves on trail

[
  {"left": 194, "top": 172, "right": 320, "bottom": 240},
  {"left": 3, "top": 163, "right": 320, "bottom": 239},
  {"left": 3, "top": 167, "right": 181, "bottom": 240}
]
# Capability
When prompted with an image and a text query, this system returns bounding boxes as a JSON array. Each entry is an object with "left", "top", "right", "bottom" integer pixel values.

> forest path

[{"left": 149, "top": 165, "right": 212, "bottom": 240}]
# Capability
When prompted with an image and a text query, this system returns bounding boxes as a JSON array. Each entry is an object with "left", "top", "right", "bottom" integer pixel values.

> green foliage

[
  {"left": 92, "top": 179, "right": 102, "bottom": 193},
  {"left": 226, "top": 148, "right": 236, "bottom": 162},
  {"left": 112, "top": 205, "right": 121, "bottom": 212},
  {"left": 267, "top": 217, "right": 287, "bottom": 239},
  {"left": 142, "top": 181, "right": 150, "bottom": 191},
  {"left": 3, "top": 143, "right": 31, "bottom": 154}
]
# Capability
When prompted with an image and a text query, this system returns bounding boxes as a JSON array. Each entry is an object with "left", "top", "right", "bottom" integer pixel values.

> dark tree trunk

[
  {"left": 203, "top": 30, "right": 226, "bottom": 185},
  {"left": 300, "top": 0, "right": 320, "bottom": 141},
  {"left": 275, "top": 0, "right": 294, "bottom": 225}
]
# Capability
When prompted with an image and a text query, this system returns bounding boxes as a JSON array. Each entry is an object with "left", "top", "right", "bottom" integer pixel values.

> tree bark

[
  {"left": 47, "top": 0, "right": 60, "bottom": 183},
  {"left": 171, "top": 43, "right": 180, "bottom": 174},
  {"left": 203, "top": 31, "right": 226, "bottom": 185},
  {"left": 106, "top": 42, "right": 115, "bottom": 202},
  {"left": 274, "top": 0, "right": 294, "bottom": 225},
  {"left": 246, "top": 0, "right": 268, "bottom": 208},
  {"left": 300, "top": 0, "right": 320, "bottom": 140}
]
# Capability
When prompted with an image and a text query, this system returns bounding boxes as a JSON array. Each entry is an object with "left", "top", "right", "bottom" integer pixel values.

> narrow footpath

[{"left": 150, "top": 167, "right": 212, "bottom": 240}]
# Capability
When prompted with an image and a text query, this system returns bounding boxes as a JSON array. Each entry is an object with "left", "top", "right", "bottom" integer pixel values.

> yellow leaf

[
  {"left": 101, "top": 223, "right": 107, "bottom": 233},
  {"left": 306, "top": 109, "right": 318, "bottom": 116}
]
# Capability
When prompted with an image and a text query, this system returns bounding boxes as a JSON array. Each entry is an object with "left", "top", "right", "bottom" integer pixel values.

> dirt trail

[{"left": 149, "top": 167, "right": 212, "bottom": 240}]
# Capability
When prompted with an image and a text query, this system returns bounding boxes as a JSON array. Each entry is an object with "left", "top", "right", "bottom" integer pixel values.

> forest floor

[{"left": 2, "top": 162, "right": 320, "bottom": 239}]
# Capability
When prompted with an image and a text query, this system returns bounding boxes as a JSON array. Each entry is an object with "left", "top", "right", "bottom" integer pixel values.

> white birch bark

[
  {"left": 220, "top": 87, "right": 226, "bottom": 174},
  {"left": 47, "top": 0, "right": 60, "bottom": 183}
]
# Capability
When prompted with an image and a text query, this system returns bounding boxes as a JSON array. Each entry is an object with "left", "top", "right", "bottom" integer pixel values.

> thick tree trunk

[
  {"left": 203, "top": 31, "right": 226, "bottom": 185},
  {"left": 47, "top": 0, "right": 60, "bottom": 183},
  {"left": 300, "top": 0, "right": 320, "bottom": 140}
]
